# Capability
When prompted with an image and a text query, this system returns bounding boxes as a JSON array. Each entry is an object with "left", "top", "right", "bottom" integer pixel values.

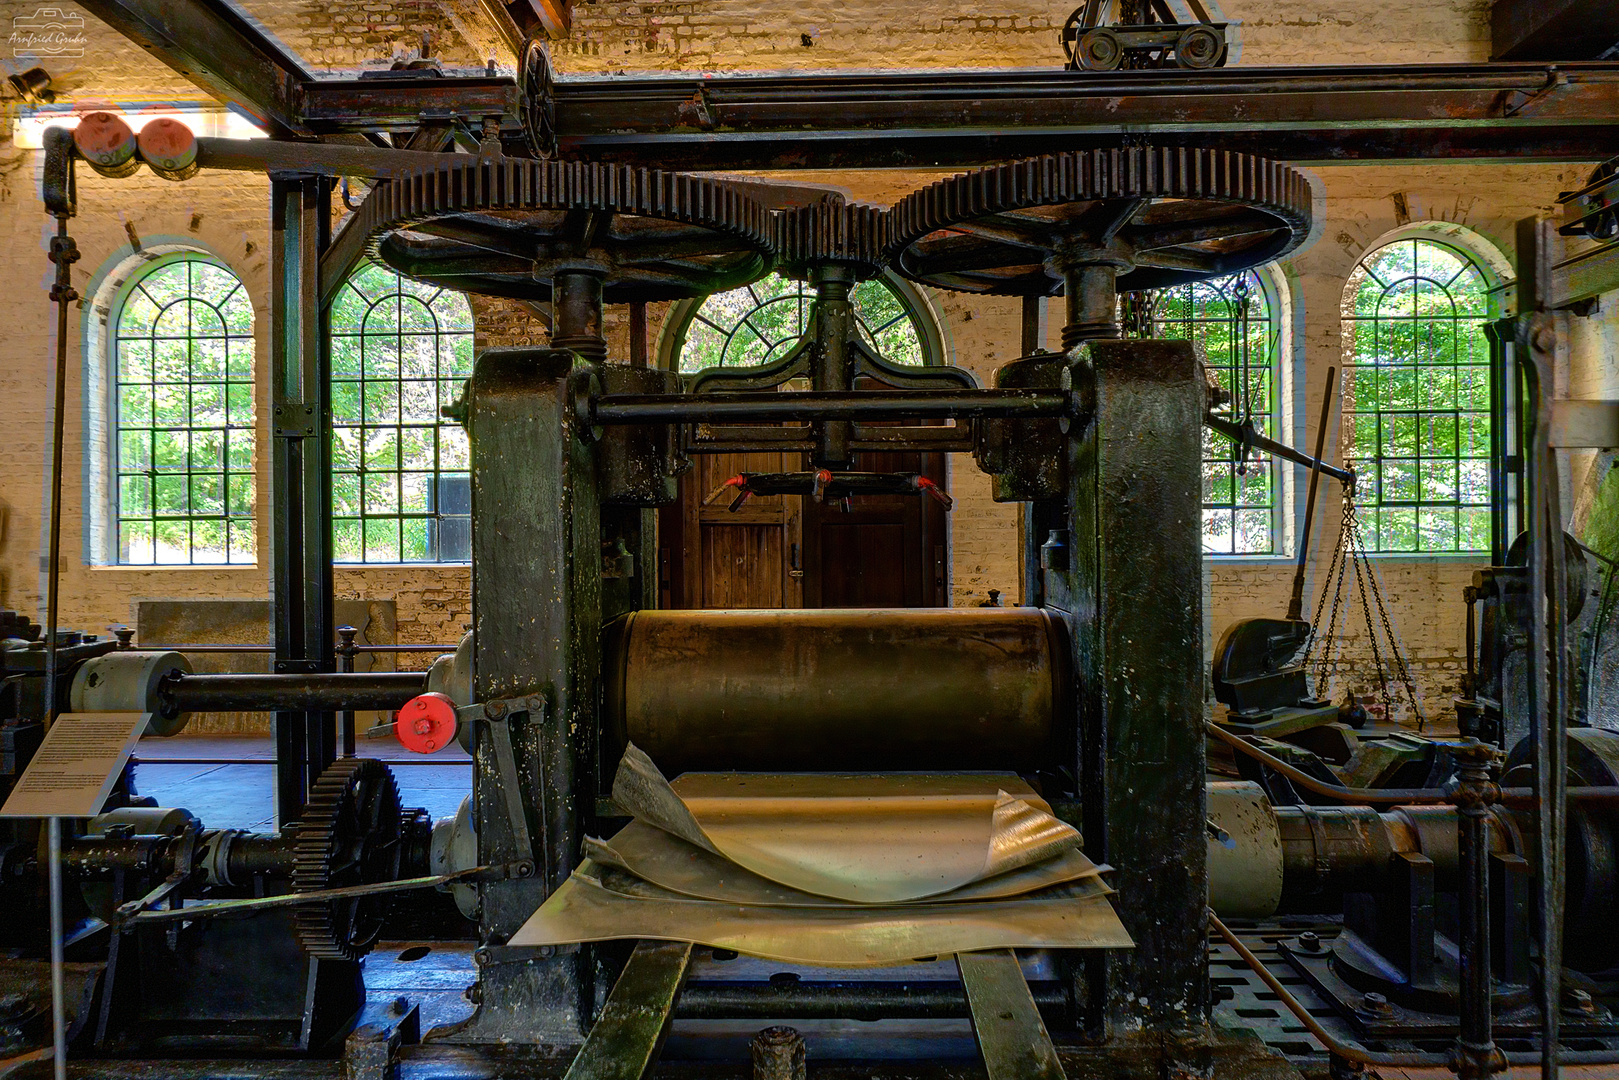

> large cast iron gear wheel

[
  {"left": 293, "top": 757, "right": 404, "bottom": 962},
  {"left": 359, "top": 159, "right": 774, "bottom": 303},
  {"left": 771, "top": 197, "right": 889, "bottom": 280},
  {"left": 885, "top": 147, "right": 1312, "bottom": 295}
]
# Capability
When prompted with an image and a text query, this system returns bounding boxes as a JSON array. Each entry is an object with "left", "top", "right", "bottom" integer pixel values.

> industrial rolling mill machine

[{"left": 2, "top": 87, "right": 1617, "bottom": 1080}]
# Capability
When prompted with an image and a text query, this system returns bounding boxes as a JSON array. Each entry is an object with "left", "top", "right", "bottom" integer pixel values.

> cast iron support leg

[
  {"left": 269, "top": 173, "right": 335, "bottom": 828},
  {"left": 457, "top": 346, "right": 600, "bottom": 1043},
  {"left": 1057, "top": 340, "right": 1208, "bottom": 1048}
]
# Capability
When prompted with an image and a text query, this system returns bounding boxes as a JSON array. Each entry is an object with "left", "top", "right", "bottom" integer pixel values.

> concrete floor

[{"left": 129, "top": 733, "right": 471, "bottom": 829}]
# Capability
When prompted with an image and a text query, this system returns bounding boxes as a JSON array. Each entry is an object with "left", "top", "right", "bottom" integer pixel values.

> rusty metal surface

[
  {"left": 606, "top": 609, "right": 1065, "bottom": 774},
  {"left": 509, "top": 865, "right": 1132, "bottom": 965}
]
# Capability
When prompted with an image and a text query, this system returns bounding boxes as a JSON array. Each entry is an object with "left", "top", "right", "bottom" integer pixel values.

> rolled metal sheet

[
  {"left": 510, "top": 862, "right": 1133, "bottom": 966},
  {"left": 610, "top": 747, "right": 1083, "bottom": 904},
  {"left": 604, "top": 608, "right": 1068, "bottom": 773},
  {"left": 585, "top": 822, "right": 1107, "bottom": 907}
]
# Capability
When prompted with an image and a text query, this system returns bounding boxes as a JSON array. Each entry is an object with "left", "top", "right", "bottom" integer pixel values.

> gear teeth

[
  {"left": 292, "top": 757, "right": 403, "bottom": 962},
  {"left": 885, "top": 147, "right": 1312, "bottom": 296},
  {"left": 359, "top": 159, "right": 776, "bottom": 304},
  {"left": 771, "top": 197, "right": 890, "bottom": 279}
]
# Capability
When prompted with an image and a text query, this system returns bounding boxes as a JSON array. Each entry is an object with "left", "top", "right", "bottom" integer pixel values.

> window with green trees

[
  {"left": 1341, "top": 237, "right": 1492, "bottom": 553},
  {"left": 672, "top": 273, "right": 930, "bottom": 372},
  {"left": 1149, "top": 270, "right": 1282, "bottom": 555},
  {"left": 112, "top": 254, "right": 255, "bottom": 564},
  {"left": 329, "top": 265, "right": 475, "bottom": 562}
]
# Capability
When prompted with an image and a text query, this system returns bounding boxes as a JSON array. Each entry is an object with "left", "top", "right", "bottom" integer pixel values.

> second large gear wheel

[
  {"left": 886, "top": 147, "right": 1312, "bottom": 296},
  {"left": 292, "top": 757, "right": 404, "bottom": 962}
]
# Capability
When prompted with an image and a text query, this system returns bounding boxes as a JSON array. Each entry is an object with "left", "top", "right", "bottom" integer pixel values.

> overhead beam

[
  {"left": 299, "top": 77, "right": 519, "bottom": 135},
  {"left": 550, "top": 61, "right": 1619, "bottom": 168},
  {"left": 76, "top": 0, "right": 311, "bottom": 137},
  {"left": 1493, "top": 0, "right": 1619, "bottom": 61}
]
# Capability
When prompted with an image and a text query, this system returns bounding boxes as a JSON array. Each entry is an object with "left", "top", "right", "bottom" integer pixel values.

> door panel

[{"left": 661, "top": 449, "right": 802, "bottom": 610}]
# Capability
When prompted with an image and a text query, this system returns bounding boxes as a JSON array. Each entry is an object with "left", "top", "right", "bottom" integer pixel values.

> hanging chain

[
  {"left": 1231, "top": 273, "right": 1254, "bottom": 476},
  {"left": 1301, "top": 475, "right": 1426, "bottom": 727}
]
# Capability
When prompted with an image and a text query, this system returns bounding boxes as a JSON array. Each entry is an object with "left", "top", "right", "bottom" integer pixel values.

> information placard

[{"left": 0, "top": 712, "right": 149, "bottom": 818}]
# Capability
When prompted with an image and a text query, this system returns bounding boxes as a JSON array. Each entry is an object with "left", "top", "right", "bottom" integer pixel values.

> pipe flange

[
  {"left": 360, "top": 159, "right": 775, "bottom": 304},
  {"left": 885, "top": 147, "right": 1313, "bottom": 295},
  {"left": 70, "top": 650, "right": 193, "bottom": 736}
]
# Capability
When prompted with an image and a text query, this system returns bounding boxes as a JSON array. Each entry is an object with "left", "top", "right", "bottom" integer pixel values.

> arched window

[
  {"left": 111, "top": 254, "right": 255, "bottom": 564},
  {"left": 329, "top": 264, "right": 475, "bottom": 563},
  {"left": 1342, "top": 236, "right": 1494, "bottom": 553},
  {"left": 1148, "top": 269, "right": 1284, "bottom": 555},
  {"left": 664, "top": 271, "right": 943, "bottom": 372}
]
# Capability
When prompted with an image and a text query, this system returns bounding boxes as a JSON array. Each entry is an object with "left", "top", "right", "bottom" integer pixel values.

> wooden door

[
  {"left": 659, "top": 450, "right": 803, "bottom": 610},
  {"left": 802, "top": 447, "right": 948, "bottom": 608},
  {"left": 659, "top": 445, "right": 948, "bottom": 610}
]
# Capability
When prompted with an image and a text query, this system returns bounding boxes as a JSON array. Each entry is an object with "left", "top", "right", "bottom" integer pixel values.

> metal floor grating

[{"left": 1211, "top": 922, "right": 1619, "bottom": 1066}]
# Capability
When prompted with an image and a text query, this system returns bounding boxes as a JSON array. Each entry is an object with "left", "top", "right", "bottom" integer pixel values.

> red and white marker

[{"left": 395, "top": 692, "right": 458, "bottom": 754}]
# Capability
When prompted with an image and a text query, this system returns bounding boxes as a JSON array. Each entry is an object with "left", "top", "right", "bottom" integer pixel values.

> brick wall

[{"left": 0, "top": 0, "right": 1594, "bottom": 734}]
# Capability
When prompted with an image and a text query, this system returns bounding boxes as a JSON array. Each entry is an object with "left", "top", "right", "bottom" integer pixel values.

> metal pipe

[
  {"left": 135, "top": 644, "right": 457, "bottom": 653},
  {"left": 1208, "top": 722, "right": 1619, "bottom": 806},
  {"left": 160, "top": 672, "right": 427, "bottom": 713},
  {"left": 1287, "top": 366, "right": 1338, "bottom": 622},
  {"left": 1205, "top": 413, "right": 1354, "bottom": 485},
  {"left": 1454, "top": 743, "right": 1503, "bottom": 1079},
  {"left": 594, "top": 389, "right": 1075, "bottom": 425},
  {"left": 672, "top": 982, "right": 1065, "bottom": 1021}
]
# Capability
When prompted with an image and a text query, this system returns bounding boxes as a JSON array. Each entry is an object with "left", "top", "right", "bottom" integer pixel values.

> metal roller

[{"left": 604, "top": 608, "right": 1069, "bottom": 773}]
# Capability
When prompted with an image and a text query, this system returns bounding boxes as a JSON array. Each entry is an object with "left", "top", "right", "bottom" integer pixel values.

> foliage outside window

[
  {"left": 330, "top": 265, "right": 475, "bottom": 563},
  {"left": 1149, "top": 271, "right": 1282, "bottom": 555},
  {"left": 676, "top": 273, "right": 929, "bottom": 372},
  {"left": 112, "top": 255, "right": 255, "bottom": 564},
  {"left": 1341, "top": 237, "right": 1492, "bottom": 554}
]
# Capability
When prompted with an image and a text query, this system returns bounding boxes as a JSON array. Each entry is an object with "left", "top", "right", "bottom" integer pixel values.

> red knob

[{"left": 395, "top": 692, "right": 457, "bottom": 754}]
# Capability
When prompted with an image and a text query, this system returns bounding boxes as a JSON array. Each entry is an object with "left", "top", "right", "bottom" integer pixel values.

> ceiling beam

[
  {"left": 76, "top": 0, "right": 311, "bottom": 137},
  {"left": 548, "top": 62, "right": 1619, "bottom": 168},
  {"left": 1493, "top": 0, "right": 1619, "bottom": 61}
]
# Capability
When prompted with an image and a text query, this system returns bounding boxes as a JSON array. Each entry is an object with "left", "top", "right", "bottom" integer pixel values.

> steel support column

[
  {"left": 269, "top": 174, "right": 336, "bottom": 827},
  {"left": 458, "top": 346, "right": 599, "bottom": 1044},
  {"left": 1051, "top": 340, "right": 1207, "bottom": 1046}
]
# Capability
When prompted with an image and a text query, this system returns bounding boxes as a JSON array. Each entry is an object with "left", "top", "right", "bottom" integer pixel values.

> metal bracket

[
  {"left": 562, "top": 941, "right": 693, "bottom": 1080},
  {"left": 273, "top": 402, "right": 318, "bottom": 438},
  {"left": 1504, "top": 68, "right": 1568, "bottom": 118},
  {"left": 463, "top": 695, "right": 546, "bottom": 867}
]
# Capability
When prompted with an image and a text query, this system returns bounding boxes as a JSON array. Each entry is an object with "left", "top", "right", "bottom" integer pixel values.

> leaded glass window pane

[
  {"left": 330, "top": 264, "right": 474, "bottom": 563},
  {"left": 677, "top": 274, "right": 929, "bottom": 373},
  {"left": 1341, "top": 238, "right": 1492, "bottom": 553},
  {"left": 1150, "top": 270, "right": 1281, "bottom": 556},
  {"left": 113, "top": 256, "right": 255, "bottom": 564}
]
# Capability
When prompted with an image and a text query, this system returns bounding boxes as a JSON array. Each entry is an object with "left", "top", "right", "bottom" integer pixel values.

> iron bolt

[
  {"left": 1533, "top": 327, "right": 1557, "bottom": 352},
  {"left": 1298, "top": 931, "right": 1321, "bottom": 952},
  {"left": 464, "top": 984, "right": 482, "bottom": 1004},
  {"left": 484, "top": 699, "right": 507, "bottom": 719},
  {"left": 1360, "top": 991, "right": 1391, "bottom": 1015}
]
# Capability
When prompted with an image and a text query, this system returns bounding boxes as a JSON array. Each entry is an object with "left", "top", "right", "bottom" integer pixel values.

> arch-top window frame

[
  {"left": 106, "top": 251, "right": 256, "bottom": 566},
  {"left": 1341, "top": 232, "right": 1500, "bottom": 555},
  {"left": 657, "top": 270, "right": 949, "bottom": 374},
  {"left": 329, "top": 263, "right": 476, "bottom": 565},
  {"left": 1147, "top": 267, "right": 1291, "bottom": 557}
]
